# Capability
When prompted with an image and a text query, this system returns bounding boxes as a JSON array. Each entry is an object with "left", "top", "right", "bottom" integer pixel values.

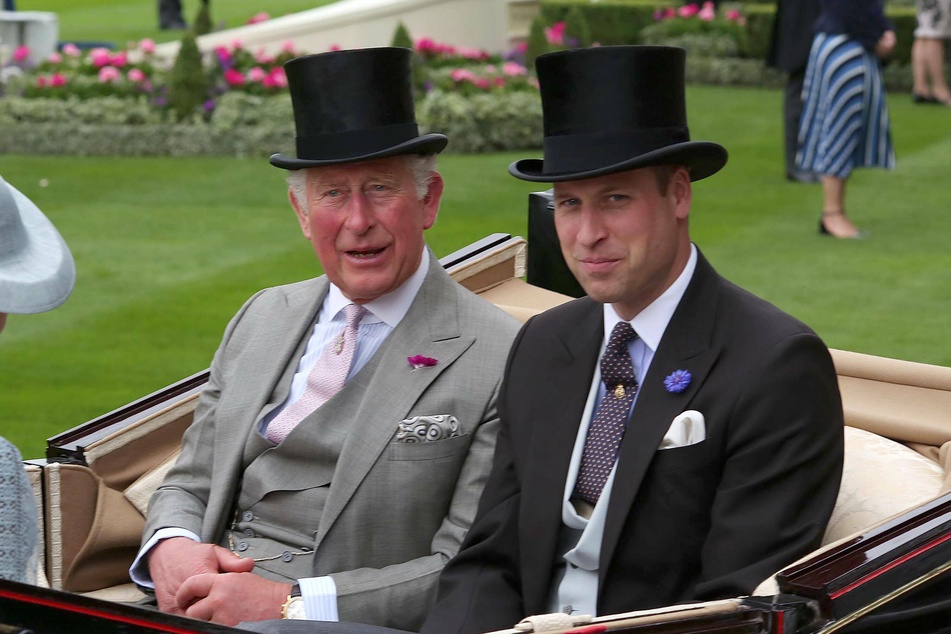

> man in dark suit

[
  {"left": 421, "top": 46, "right": 844, "bottom": 634},
  {"left": 767, "top": 0, "right": 821, "bottom": 183}
]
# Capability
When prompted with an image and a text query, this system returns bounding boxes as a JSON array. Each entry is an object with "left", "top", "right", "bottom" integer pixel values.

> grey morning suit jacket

[{"left": 143, "top": 253, "right": 520, "bottom": 631}]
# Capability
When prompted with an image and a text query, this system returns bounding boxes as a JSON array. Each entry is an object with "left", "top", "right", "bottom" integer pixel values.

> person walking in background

[
  {"left": 767, "top": 0, "right": 822, "bottom": 183},
  {"left": 158, "top": 0, "right": 187, "bottom": 30},
  {"left": 912, "top": 0, "right": 951, "bottom": 105},
  {"left": 796, "top": 0, "right": 896, "bottom": 239},
  {"left": 0, "top": 175, "right": 76, "bottom": 584}
]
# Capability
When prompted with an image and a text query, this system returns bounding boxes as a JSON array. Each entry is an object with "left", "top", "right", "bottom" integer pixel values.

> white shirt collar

[
  {"left": 602, "top": 243, "right": 698, "bottom": 352},
  {"left": 322, "top": 248, "right": 430, "bottom": 328}
]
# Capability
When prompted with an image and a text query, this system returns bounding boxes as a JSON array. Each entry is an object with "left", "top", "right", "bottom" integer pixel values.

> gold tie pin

[{"left": 614, "top": 384, "right": 625, "bottom": 399}]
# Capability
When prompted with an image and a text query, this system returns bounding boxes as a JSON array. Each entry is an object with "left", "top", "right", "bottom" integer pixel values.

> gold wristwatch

[{"left": 281, "top": 583, "right": 305, "bottom": 620}]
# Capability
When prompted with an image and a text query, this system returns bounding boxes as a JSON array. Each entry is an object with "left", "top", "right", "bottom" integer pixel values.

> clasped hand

[{"left": 149, "top": 537, "right": 292, "bottom": 625}]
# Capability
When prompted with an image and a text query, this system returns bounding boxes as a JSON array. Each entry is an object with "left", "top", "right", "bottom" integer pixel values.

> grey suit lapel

[
  {"left": 313, "top": 259, "right": 475, "bottom": 548},
  {"left": 204, "top": 279, "right": 326, "bottom": 539},
  {"left": 599, "top": 253, "right": 724, "bottom": 580}
]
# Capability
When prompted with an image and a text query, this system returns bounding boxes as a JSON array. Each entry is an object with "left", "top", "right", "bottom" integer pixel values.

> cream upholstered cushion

[
  {"left": 823, "top": 426, "right": 944, "bottom": 544},
  {"left": 753, "top": 426, "right": 944, "bottom": 597}
]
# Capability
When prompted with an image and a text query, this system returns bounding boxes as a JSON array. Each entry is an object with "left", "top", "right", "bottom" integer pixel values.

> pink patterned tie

[{"left": 267, "top": 304, "right": 367, "bottom": 444}]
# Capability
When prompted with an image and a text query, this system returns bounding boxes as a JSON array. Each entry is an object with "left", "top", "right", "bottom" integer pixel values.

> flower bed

[{"left": 0, "top": 33, "right": 545, "bottom": 156}]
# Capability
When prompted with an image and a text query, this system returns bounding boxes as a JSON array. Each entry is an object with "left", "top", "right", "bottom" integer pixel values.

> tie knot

[
  {"left": 344, "top": 304, "right": 367, "bottom": 329},
  {"left": 601, "top": 321, "right": 637, "bottom": 388},
  {"left": 607, "top": 321, "right": 637, "bottom": 350}
]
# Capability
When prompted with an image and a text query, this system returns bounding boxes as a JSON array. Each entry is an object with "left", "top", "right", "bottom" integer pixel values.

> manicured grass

[
  {"left": 2, "top": 84, "right": 951, "bottom": 457},
  {"left": 15, "top": 0, "right": 339, "bottom": 46}
]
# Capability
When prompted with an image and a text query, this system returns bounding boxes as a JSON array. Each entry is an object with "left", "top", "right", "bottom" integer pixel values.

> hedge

[
  {"left": 539, "top": 0, "right": 918, "bottom": 66},
  {"left": 0, "top": 90, "right": 543, "bottom": 156}
]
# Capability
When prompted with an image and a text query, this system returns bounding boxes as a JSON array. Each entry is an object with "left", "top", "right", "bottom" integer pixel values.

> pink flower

[
  {"left": 415, "top": 37, "right": 436, "bottom": 53},
  {"left": 224, "top": 68, "right": 245, "bottom": 86},
  {"left": 678, "top": 4, "right": 699, "bottom": 17},
  {"left": 494, "top": 77, "right": 505, "bottom": 88},
  {"left": 502, "top": 61, "right": 527, "bottom": 77},
  {"left": 545, "top": 21, "right": 566, "bottom": 46},
  {"left": 262, "top": 67, "right": 287, "bottom": 88},
  {"left": 450, "top": 68, "right": 477, "bottom": 82},
  {"left": 62, "top": 43, "right": 81, "bottom": 57},
  {"left": 98, "top": 66, "right": 121, "bottom": 82},
  {"left": 280, "top": 40, "right": 296, "bottom": 54},
  {"left": 47, "top": 52, "right": 63, "bottom": 64},
  {"left": 13, "top": 45, "right": 30, "bottom": 62},
  {"left": 50, "top": 73, "right": 67, "bottom": 87},
  {"left": 725, "top": 9, "right": 742, "bottom": 21},
  {"left": 246, "top": 11, "right": 270, "bottom": 24},
  {"left": 407, "top": 355, "right": 438, "bottom": 370},
  {"left": 460, "top": 46, "right": 489, "bottom": 61},
  {"left": 90, "top": 48, "right": 111, "bottom": 68},
  {"left": 699, "top": 1, "right": 716, "bottom": 21},
  {"left": 110, "top": 51, "right": 128, "bottom": 68},
  {"left": 139, "top": 38, "right": 156, "bottom": 54},
  {"left": 231, "top": 39, "right": 244, "bottom": 50},
  {"left": 214, "top": 46, "right": 232, "bottom": 65},
  {"left": 254, "top": 47, "right": 275, "bottom": 64},
  {"left": 36, "top": 76, "right": 48, "bottom": 88},
  {"left": 247, "top": 66, "right": 267, "bottom": 82},
  {"left": 128, "top": 68, "right": 145, "bottom": 82},
  {"left": 474, "top": 78, "right": 491, "bottom": 90}
]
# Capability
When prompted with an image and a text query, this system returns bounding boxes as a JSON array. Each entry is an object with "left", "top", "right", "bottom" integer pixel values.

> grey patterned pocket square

[{"left": 395, "top": 415, "right": 460, "bottom": 442}]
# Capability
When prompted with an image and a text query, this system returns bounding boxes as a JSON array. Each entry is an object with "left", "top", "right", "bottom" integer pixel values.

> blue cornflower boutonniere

[
  {"left": 664, "top": 369, "right": 692, "bottom": 394},
  {"left": 408, "top": 355, "right": 438, "bottom": 371}
]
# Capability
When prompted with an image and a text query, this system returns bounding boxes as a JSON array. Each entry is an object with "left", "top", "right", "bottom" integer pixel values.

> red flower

[
  {"left": 224, "top": 69, "right": 246, "bottom": 86},
  {"left": 407, "top": 355, "right": 438, "bottom": 370}
]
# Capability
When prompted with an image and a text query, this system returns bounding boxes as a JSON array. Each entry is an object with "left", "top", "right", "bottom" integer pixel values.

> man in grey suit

[{"left": 129, "top": 47, "right": 520, "bottom": 631}]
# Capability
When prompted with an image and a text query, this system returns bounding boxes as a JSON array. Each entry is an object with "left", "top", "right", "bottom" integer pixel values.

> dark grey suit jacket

[{"left": 423, "top": 251, "right": 844, "bottom": 634}]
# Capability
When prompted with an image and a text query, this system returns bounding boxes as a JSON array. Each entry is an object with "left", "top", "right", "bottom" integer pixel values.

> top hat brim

[
  {"left": 269, "top": 133, "right": 448, "bottom": 170},
  {"left": 0, "top": 180, "right": 76, "bottom": 314},
  {"left": 509, "top": 141, "right": 728, "bottom": 183}
]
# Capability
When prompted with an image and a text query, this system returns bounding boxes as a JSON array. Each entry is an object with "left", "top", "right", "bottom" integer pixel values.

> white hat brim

[{"left": 0, "top": 178, "right": 76, "bottom": 314}]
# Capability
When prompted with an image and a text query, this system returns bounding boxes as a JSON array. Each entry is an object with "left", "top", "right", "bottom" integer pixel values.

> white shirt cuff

[
  {"left": 128, "top": 528, "right": 201, "bottom": 587},
  {"left": 299, "top": 576, "right": 338, "bottom": 621}
]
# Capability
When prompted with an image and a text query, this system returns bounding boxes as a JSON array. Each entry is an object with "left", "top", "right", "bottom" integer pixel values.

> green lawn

[
  {"left": 2, "top": 84, "right": 951, "bottom": 457},
  {"left": 16, "top": 0, "right": 339, "bottom": 45}
]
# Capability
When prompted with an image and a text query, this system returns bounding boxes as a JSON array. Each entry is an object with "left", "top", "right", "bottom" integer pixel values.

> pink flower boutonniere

[{"left": 408, "top": 355, "right": 438, "bottom": 371}]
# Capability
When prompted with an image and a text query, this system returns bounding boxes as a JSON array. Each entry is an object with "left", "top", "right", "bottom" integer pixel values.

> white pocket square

[{"left": 658, "top": 410, "right": 706, "bottom": 450}]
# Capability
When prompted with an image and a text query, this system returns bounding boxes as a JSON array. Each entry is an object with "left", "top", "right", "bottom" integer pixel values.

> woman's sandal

[{"left": 819, "top": 211, "right": 866, "bottom": 239}]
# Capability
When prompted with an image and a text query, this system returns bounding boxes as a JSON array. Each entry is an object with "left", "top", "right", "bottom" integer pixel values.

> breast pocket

[
  {"left": 649, "top": 439, "right": 716, "bottom": 473},
  {"left": 387, "top": 433, "right": 471, "bottom": 461}
]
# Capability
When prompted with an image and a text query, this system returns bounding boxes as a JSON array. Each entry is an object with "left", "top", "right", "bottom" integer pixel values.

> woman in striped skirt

[{"left": 796, "top": 0, "right": 896, "bottom": 239}]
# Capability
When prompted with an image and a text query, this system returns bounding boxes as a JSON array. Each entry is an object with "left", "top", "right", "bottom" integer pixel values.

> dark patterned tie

[{"left": 572, "top": 321, "right": 639, "bottom": 506}]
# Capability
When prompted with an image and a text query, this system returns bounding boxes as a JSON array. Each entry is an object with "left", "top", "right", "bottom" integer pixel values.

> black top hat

[
  {"left": 270, "top": 47, "right": 447, "bottom": 170},
  {"left": 509, "top": 46, "right": 727, "bottom": 182}
]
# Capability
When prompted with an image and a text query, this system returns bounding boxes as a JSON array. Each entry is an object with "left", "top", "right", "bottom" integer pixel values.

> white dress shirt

[
  {"left": 130, "top": 249, "right": 431, "bottom": 621},
  {"left": 550, "top": 245, "right": 698, "bottom": 616}
]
